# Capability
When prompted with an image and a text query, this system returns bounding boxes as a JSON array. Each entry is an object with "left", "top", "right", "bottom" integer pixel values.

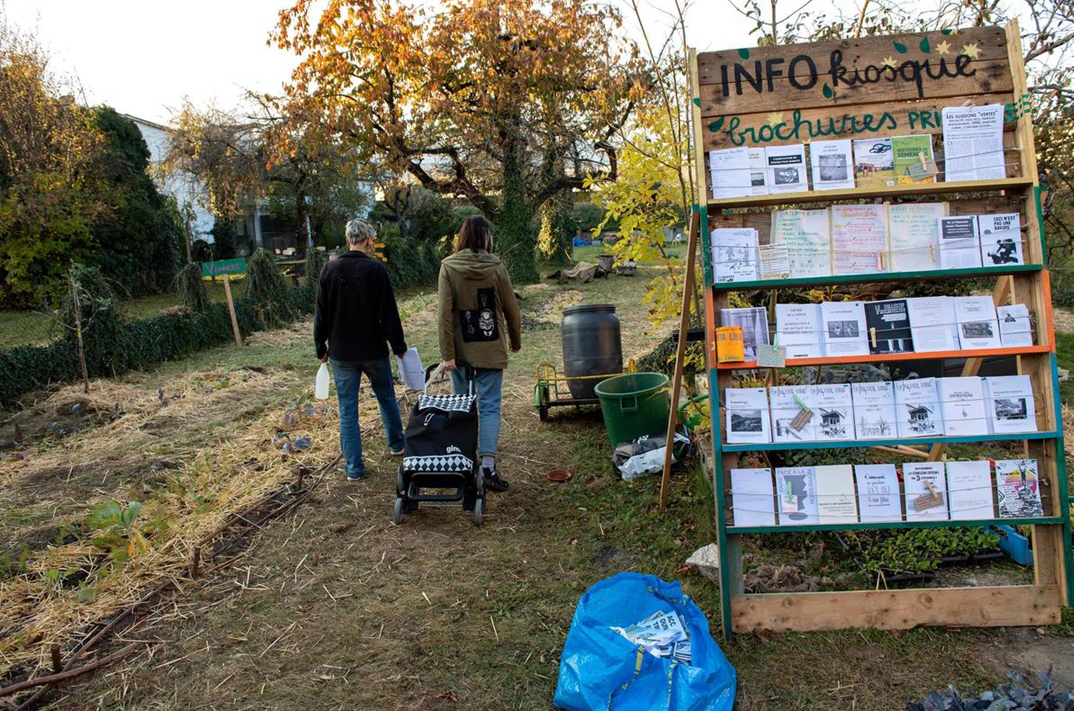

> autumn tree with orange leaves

[{"left": 273, "top": 0, "right": 640, "bottom": 282}]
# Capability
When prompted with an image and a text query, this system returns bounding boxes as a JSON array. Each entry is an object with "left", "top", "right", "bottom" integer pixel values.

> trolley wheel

[
  {"left": 475, "top": 468, "right": 485, "bottom": 496},
  {"left": 396, "top": 468, "right": 406, "bottom": 495},
  {"left": 393, "top": 497, "right": 405, "bottom": 525},
  {"left": 474, "top": 497, "right": 484, "bottom": 526},
  {"left": 538, "top": 405, "right": 549, "bottom": 422}
]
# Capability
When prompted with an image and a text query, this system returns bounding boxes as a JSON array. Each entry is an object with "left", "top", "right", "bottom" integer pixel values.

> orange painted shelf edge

[{"left": 715, "top": 343, "right": 1052, "bottom": 370}]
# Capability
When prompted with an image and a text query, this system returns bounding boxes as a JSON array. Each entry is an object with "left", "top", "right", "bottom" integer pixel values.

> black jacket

[{"left": 314, "top": 251, "right": 407, "bottom": 362}]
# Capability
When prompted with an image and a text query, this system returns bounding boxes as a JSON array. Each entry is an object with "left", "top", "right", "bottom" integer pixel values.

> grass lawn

[{"left": 0, "top": 278, "right": 248, "bottom": 350}]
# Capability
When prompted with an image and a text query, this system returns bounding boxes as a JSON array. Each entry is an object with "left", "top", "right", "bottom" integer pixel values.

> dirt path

[{"left": 19, "top": 270, "right": 1074, "bottom": 710}]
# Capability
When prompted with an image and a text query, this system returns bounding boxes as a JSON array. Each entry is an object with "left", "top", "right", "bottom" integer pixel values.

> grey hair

[{"left": 345, "top": 218, "right": 376, "bottom": 245}]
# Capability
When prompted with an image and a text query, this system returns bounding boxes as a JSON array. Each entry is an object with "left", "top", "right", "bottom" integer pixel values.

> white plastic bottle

[{"left": 315, "top": 362, "right": 330, "bottom": 400}]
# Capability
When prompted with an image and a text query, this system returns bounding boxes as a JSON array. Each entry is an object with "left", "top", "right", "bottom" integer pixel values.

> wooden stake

[
  {"left": 222, "top": 276, "right": 242, "bottom": 348},
  {"left": 69, "top": 267, "right": 89, "bottom": 394},
  {"left": 659, "top": 210, "right": 700, "bottom": 510}
]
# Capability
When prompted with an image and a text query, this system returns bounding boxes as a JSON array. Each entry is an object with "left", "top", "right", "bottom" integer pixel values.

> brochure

[
  {"left": 759, "top": 243, "right": 792, "bottom": 280},
  {"left": 904, "top": 462, "right": 949, "bottom": 522},
  {"left": 809, "top": 139, "right": 855, "bottom": 191},
  {"left": 953, "top": 296, "right": 1001, "bottom": 349},
  {"left": 709, "top": 147, "right": 753, "bottom": 199},
  {"left": 820, "top": 301, "right": 869, "bottom": 357},
  {"left": 855, "top": 464, "right": 903, "bottom": 523},
  {"left": 938, "top": 215, "right": 983, "bottom": 269},
  {"left": 725, "top": 387, "right": 771, "bottom": 444},
  {"left": 942, "top": 104, "right": 1006, "bottom": 182},
  {"left": 906, "top": 296, "right": 959, "bottom": 352},
  {"left": 995, "top": 459, "right": 1043, "bottom": 518},
  {"left": 815, "top": 464, "right": 858, "bottom": 524},
  {"left": 764, "top": 144, "right": 809, "bottom": 193},
  {"left": 808, "top": 383, "right": 855, "bottom": 440},
  {"left": 770, "top": 385, "right": 816, "bottom": 442},
  {"left": 894, "top": 377, "right": 945, "bottom": 437},
  {"left": 851, "top": 381, "right": 898, "bottom": 439},
  {"left": 946, "top": 460, "right": 995, "bottom": 520},
  {"left": 776, "top": 467, "right": 819, "bottom": 525},
  {"left": 888, "top": 202, "right": 945, "bottom": 271},
  {"left": 831, "top": 204, "right": 889, "bottom": 274},
  {"left": 731, "top": 468, "right": 776, "bottom": 527},
  {"left": 978, "top": 213, "right": 1023, "bottom": 266},
  {"left": 864, "top": 299, "right": 913, "bottom": 354},
  {"left": 852, "top": 137, "right": 896, "bottom": 188},
  {"left": 937, "top": 376, "right": 990, "bottom": 436},
  {"left": 771, "top": 209, "right": 832, "bottom": 278},
  {"left": 711, "top": 228, "right": 760, "bottom": 283},
  {"left": 893, "top": 134, "right": 937, "bottom": 184},
  {"left": 983, "top": 374, "right": 1037, "bottom": 434},
  {"left": 720, "top": 307, "right": 769, "bottom": 360},
  {"left": 775, "top": 303, "right": 824, "bottom": 359},
  {"left": 997, "top": 304, "right": 1033, "bottom": 348}
]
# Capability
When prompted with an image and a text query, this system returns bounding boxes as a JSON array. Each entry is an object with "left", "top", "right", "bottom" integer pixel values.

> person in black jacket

[{"left": 314, "top": 219, "right": 407, "bottom": 481}]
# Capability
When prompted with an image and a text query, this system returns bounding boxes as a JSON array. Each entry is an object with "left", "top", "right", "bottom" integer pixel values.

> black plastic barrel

[{"left": 562, "top": 304, "right": 623, "bottom": 400}]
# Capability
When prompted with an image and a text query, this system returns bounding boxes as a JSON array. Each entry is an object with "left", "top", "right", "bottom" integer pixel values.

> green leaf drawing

[
  {"left": 822, "top": 83, "right": 834, "bottom": 99},
  {"left": 894, "top": 41, "right": 908, "bottom": 54},
  {"left": 920, "top": 37, "right": 931, "bottom": 53},
  {"left": 708, "top": 117, "right": 725, "bottom": 132},
  {"left": 692, "top": 97, "right": 701, "bottom": 107},
  {"left": 941, "top": 27, "right": 953, "bottom": 35},
  {"left": 738, "top": 48, "right": 750, "bottom": 59}
]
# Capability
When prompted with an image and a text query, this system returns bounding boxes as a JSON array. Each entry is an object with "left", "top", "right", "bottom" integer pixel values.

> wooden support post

[
  {"left": 222, "top": 277, "right": 242, "bottom": 348},
  {"left": 659, "top": 211, "right": 700, "bottom": 509},
  {"left": 68, "top": 267, "right": 90, "bottom": 394}
]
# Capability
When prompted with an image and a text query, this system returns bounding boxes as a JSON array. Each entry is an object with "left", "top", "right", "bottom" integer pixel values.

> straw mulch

[{"left": 0, "top": 365, "right": 347, "bottom": 683}]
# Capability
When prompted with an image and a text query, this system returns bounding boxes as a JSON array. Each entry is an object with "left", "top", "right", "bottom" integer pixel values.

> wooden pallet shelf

[
  {"left": 711, "top": 264, "right": 1042, "bottom": 292},
  {"left": 689, "top": 20, "right": 1073, "bottom": 641},
  {"left": 721, "top": 430, "right": 1058, "bottom": 453},
  {"left": 706, "top": 177, "right": 1034, "bottom": 210}
]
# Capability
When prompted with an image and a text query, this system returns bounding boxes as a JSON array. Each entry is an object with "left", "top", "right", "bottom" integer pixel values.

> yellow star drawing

[
  {"left": 881, "top": 56, "right": 897, "bottom": 69},
  {"left": 961, "top": 42, "right": 981, "bottom": 59},
  {"left": 935, "top": 40, "right": 952, "bottom": 55},
  {"left": 766, "top": 111, "right": 784, "bottom": 126}
]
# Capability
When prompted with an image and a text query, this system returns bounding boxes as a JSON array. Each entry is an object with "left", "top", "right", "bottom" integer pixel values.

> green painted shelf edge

[
  {"left": 727, "top": 516, "right": 1064, "bottom": 535},
  {"left": 711, "top": 263, "right": 1042, "bottom": 292},
  {"left": 720, "top": 430, "right": 1059, "bottom": 453}
]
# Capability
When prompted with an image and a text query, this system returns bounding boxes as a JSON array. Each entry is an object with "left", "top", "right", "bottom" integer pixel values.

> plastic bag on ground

[
  {"left": 553, "top": 572, "right": 736, "bottom": 711},
  {"left": 613, "top": 433, "right": 690, "bottom": 481}
]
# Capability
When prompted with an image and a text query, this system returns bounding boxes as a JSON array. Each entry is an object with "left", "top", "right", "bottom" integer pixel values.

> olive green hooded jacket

[{"left": 437, "top": 249, "right": 521, "bottom": 370}]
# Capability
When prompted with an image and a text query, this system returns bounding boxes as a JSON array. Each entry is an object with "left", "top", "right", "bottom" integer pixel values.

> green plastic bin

[{"left": 594, "top": 372, "right": 670, "bottom": 449}]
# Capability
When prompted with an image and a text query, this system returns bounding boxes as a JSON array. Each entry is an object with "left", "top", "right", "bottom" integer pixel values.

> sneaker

[
  {"left": 346, "top": 470, "right": 366, "bottom": 482},
  {"left": 482, "top": 467, "right": 509, "bottom": 493},
  {"left": 389, "top": 448, "right": 404, "bottom": 457}
]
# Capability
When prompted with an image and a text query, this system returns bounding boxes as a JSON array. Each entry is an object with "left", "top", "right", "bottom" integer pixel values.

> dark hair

[{"left": 455, "top": 216, "right": 493, "bottom": 253}]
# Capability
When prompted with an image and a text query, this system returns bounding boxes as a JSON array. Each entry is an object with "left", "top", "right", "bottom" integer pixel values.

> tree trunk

[
  {"left": 538, "top": 192, "right": 575, "bottom": 266},
  {"left": 495, "top": 135, "right": 538, "bottom": 283},
  {"left": 295, "top": 190, "right": 310, "bottom": 257}
]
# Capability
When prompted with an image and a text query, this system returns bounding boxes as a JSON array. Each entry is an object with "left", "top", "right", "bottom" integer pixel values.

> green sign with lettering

[{"left": 201, "top": 258, "right": 246, "bottom": 278}]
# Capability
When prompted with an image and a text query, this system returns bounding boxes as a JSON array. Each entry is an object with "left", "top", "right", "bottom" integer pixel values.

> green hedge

[{"left": 0, "top": 281, "right": 315, "bottom": 406}]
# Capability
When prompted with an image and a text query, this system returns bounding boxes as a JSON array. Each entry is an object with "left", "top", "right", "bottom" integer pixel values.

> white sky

[{"left": 4, "top": 0, "right": 867, "bottom": 125}]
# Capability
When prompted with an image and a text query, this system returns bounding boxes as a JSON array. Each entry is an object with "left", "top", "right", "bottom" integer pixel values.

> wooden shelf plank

[
  {"left": 712, "top": 264, "right": 1042, "bottom": 292},
  {"left": 716, "top": 344, "right": 1052, "bottom": 370},
  {"left": 731, "top": 585, "right": 1063, "bottom": 634},
  {"left": 707, "top": 177, "right": 1035, "bottom": 210},
  {"left": 721, "top": 430, "right": 1058, "bottom": 453},
  {"left": 727, "top": 516, "right": 1063, "bottom": 535}
]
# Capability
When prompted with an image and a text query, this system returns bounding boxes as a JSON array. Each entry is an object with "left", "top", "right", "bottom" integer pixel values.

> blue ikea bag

[{"left": 553, "top": 572, "right": 736, "bottom": 711}]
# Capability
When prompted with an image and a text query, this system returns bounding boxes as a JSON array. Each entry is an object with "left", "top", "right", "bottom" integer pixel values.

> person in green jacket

[{"left": 438, "top": 216, "right": 522, "bottom": 493}]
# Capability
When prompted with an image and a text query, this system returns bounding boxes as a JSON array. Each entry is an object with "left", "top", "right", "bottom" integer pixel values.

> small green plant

[
  {"left": 86, "top": 500, "right": 150, "bottom": 563},
  {"left": 843, "top": 527, "right": 1001, "bottom": 576}
]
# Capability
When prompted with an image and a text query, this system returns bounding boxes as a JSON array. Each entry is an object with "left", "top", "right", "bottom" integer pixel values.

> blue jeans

[
  {"left": 331, "top": 358, "right": 405, "bottom": 477},
  {"left": 451, "top": 366, "right": 503, "bottom": 458}
]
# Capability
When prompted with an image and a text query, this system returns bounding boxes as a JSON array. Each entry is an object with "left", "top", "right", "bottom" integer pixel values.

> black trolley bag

[{"left": 395, "top": 364, "right": 487, "bottom": 525}]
